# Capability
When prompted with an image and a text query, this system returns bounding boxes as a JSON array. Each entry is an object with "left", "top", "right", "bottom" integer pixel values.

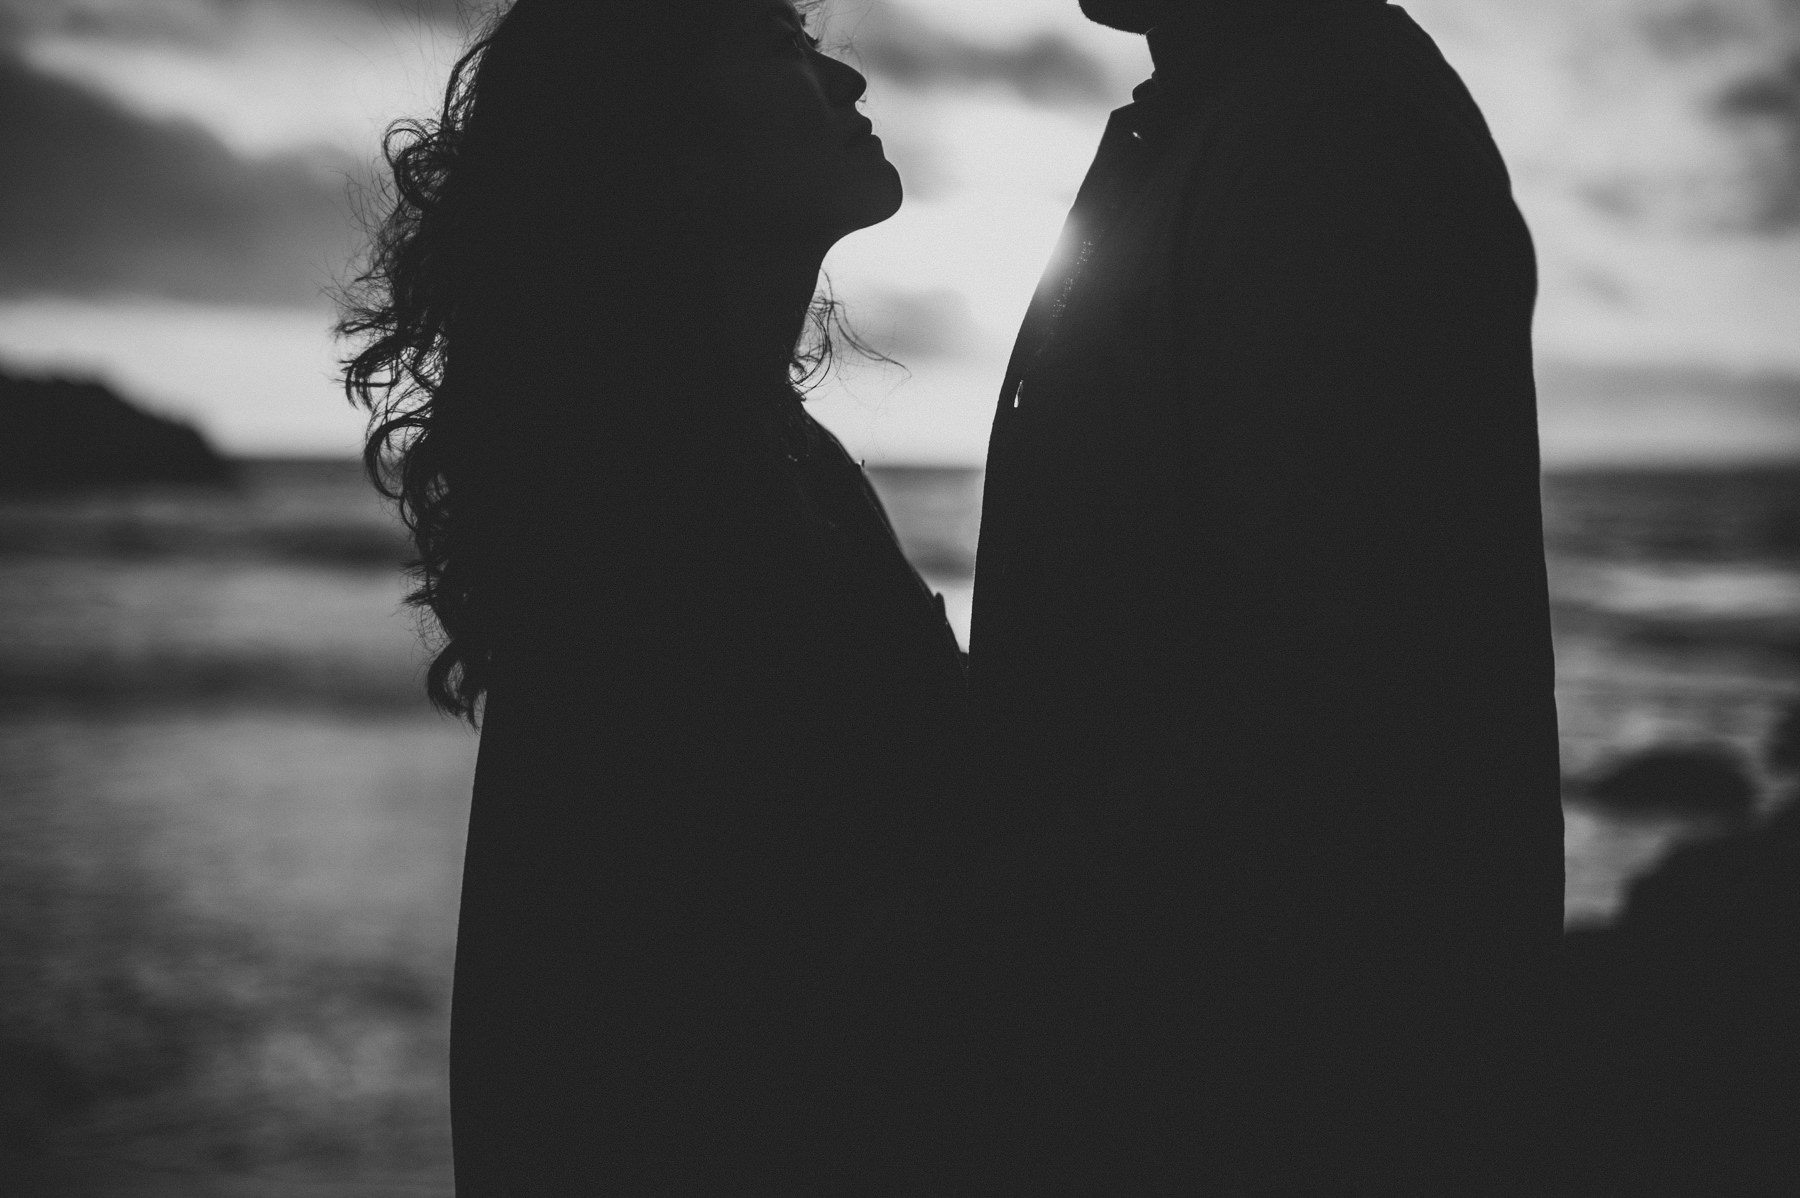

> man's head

[
  {"left": 1078, "top": 0, "right": 1368, "bottom": 35},
  {"left": 1076, "top": 0, "right": 1166, "bottom": 32}
]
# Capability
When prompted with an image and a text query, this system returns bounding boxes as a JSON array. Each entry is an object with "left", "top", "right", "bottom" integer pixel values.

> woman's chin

[
  {"left": 871, "top": 161, "right": 904, "bottom": 225},
  {"left": 822, "top": 170, "right": 903, "bottom": 242},
  {"left": 775, "top": 162, "right": 904, "bottom": 246},
  {"left": 850, "top": 159, "right": 903, "bottom": 231}
]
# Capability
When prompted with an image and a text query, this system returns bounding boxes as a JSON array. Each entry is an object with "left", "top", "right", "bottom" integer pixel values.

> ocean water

[{"left": 2, "top": 459, "right": 1796, "bottom": 1192}]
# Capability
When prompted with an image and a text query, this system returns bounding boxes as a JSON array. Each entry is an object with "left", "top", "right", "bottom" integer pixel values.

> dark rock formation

[
  {"left": 1577, "top": 743, "right": 1760, "bottom": 825},
  {"left": 1769, "top": 702, "right": 1800, "bottom": 774},
  {"left": 0, "top": 368, "right": 230, "bottom": 491},
  {"left": 1556, "top": 715, "right": 1800, "bottom": 1196}
]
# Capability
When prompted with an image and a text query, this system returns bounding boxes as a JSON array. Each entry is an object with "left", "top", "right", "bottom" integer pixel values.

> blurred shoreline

[{"left": 3, "top": 457, "right": 1796, "bottom": 1192}]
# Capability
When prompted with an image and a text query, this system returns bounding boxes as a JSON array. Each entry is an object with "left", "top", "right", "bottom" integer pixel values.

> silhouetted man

[{"left": 968, "top": 0, "right": 1563, "bottom": 1190}]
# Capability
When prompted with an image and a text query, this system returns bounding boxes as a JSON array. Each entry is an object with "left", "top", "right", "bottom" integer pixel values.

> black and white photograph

[{"left": 2, "top": 1, "right": 1797, "bottom": 1194}]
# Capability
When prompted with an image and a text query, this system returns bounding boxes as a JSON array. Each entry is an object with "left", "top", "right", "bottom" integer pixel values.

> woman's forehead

[
  {"left": 732, "top": 0, "right": 804, "bottom": 25},
  {"left": 704, "top": 0, "right": 805, "bottom": 52}
]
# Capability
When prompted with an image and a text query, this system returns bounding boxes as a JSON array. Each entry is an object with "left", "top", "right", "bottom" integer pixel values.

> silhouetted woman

[{"left": 340, "top": 1, "right": 972, "bottom": 1191}]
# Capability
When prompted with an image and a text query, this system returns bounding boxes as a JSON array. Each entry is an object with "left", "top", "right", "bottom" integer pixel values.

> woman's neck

[
  {"left": 475, "top": 239, "right": 830, "bottom": 398},
  {"left": 1146, "top": 0, "right": 1379, "bottom": 94},
  {"left": 710, "top": 237, "right": 830, "bottom": 388}
]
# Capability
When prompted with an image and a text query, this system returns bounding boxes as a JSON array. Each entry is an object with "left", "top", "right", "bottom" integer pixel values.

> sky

[{"left": 1, "top": 0, "right": 1798, "bottom": 464}]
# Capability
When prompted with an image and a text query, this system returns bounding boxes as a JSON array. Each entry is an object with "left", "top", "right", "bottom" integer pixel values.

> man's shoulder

[
  {"left": 1314, "top": 6, "right": 1496, "bottom": 146},
  {"left": 1189, "top": 5, "right": 1495, "bottom": 158},
  {"left": 1142, "top": 3, "right": 1508, "bottom": 218}
]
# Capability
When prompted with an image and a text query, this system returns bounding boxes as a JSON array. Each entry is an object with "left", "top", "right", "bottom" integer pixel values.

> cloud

[
  {"left": 1536, "top": 358, "right": 1800, "bottom": 464},
  {"left": 851, "top": 287, "right": 981, "bottom": 361},
  {"left": 1629, "top": 0, "right": 1800, "bottom": 230},
  {"left": 1640, "top": 0, "right": 1761, "bottom": 55},
  {"left": 841, "top": 2, "right": 1116, "bottom": 107},
  {"left": 1, "top": 0, "right": 234, "bottom": 44},
  {"left": 0, "top": 48, "right": 361, "bottom": 305},
  {"left": 0, "top": 0, "right": 469, "bottom": 42},
  {"left": 1717, "top": 50, "right": 1800, "bottom": 228}
]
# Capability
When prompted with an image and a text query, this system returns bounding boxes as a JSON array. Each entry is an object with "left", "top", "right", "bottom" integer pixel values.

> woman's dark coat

[
  {"left": 448, "top": 387, "right": 974, "bottom": 1195},
  {"left": 968, "top": 2, "right": 1564, "bottom": 1188}
]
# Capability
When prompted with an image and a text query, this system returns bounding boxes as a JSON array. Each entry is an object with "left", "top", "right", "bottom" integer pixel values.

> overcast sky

[{"left": 1, "top": 0, "right": 1798, "bottom": 462}]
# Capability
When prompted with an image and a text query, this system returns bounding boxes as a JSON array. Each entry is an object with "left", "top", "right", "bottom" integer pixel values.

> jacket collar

[{"left": 1130, "top": 1, "right": 1385, "bottom": 126}]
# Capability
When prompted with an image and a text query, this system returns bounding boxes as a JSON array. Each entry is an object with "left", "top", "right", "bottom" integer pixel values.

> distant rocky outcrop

[
  {"left": 1555, "top": 707, "right": 1800, "bottom": 1196},
  {"left": 1, "top": 368, "right": 230, "bottom": 491},
  {"left": 1578, "top": 743, "right": 1760, "bottom": 825}
]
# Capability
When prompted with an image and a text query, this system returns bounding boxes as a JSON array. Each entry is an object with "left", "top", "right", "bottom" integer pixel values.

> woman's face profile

[{"left": 692, "top": 0, "right": 903, "bottom": 247}]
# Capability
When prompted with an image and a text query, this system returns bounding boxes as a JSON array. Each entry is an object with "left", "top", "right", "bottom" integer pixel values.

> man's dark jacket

[{"left": 967, "top": 2, "right": 1564, "bottom": 1187}]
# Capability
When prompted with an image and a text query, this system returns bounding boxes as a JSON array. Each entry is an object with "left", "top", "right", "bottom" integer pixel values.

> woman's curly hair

[
  {"left": 339, "top": 29, "right": 491, "bottom": 723},
  {"left": 339, "top": 0, "right": 875, "bottom": 724}
]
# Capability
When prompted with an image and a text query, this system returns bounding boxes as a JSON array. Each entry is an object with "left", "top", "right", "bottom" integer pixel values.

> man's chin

[{"left": 1077, "top": 0, "right": 1166, "bottom": 34}]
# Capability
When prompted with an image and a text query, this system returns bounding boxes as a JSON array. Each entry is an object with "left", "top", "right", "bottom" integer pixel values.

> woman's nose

[{"left": 818, "top": 53, "right": 868, "bottom": 107}]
